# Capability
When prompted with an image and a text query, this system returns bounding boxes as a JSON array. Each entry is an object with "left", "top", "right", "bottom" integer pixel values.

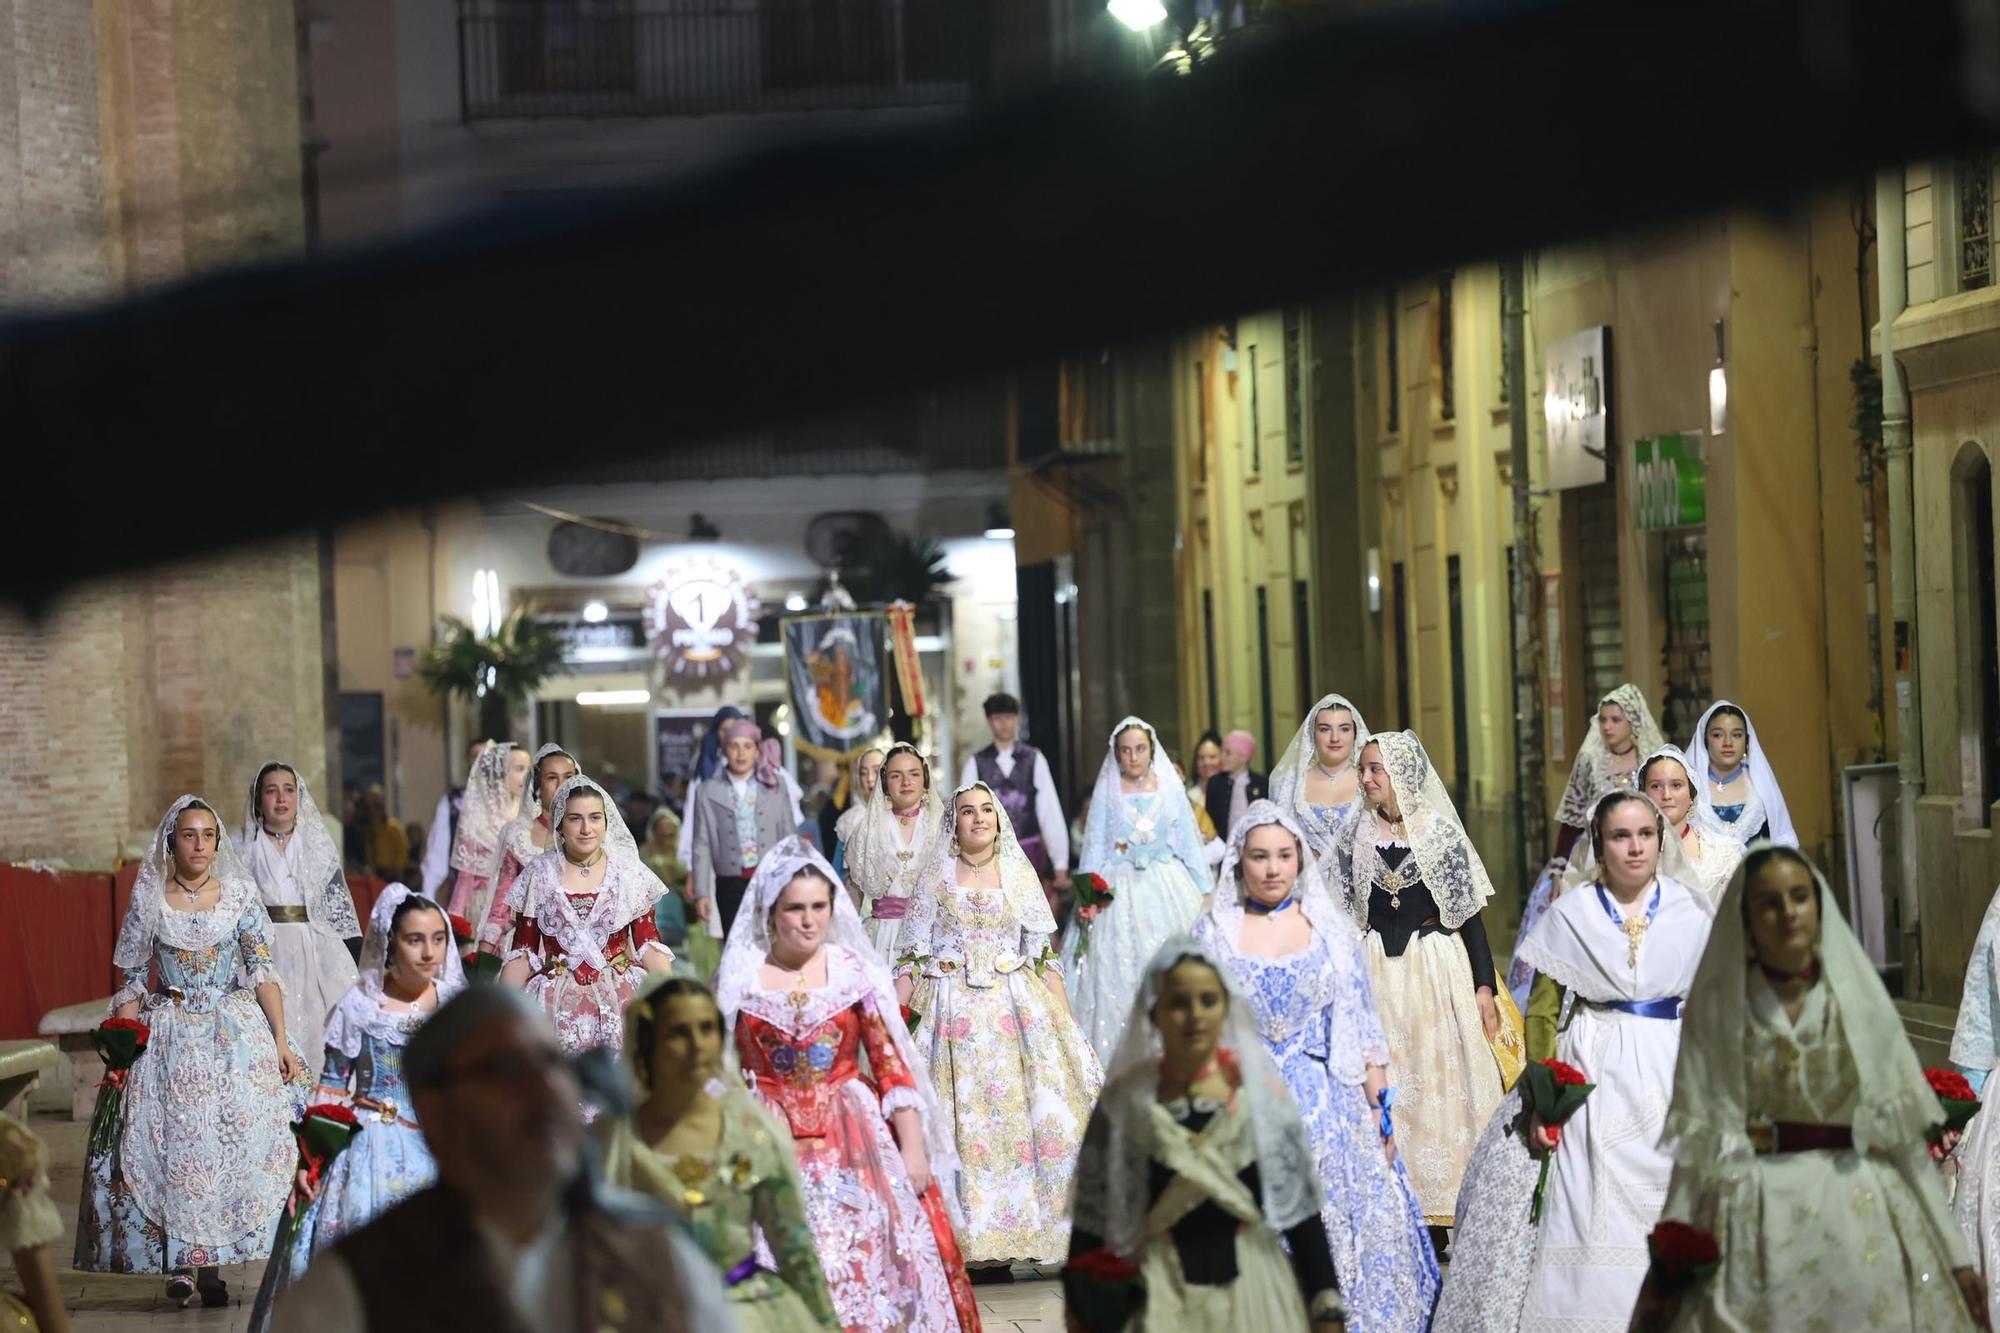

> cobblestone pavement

[{"left": 3, "top": 1110, "right": 1066, "bottom": 1330}]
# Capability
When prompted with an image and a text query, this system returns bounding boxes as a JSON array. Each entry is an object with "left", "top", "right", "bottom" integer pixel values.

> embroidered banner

[
  {"left": 884, "top": 600, "right": 927, "bottom": 719},
  {"left": 783, "top": 613, "right": 888, "bottom": 763}
]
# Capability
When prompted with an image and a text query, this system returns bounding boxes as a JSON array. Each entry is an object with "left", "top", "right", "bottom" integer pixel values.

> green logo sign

[{"left": 1633, "top": 432, "right": 1706, "bottom": 530}]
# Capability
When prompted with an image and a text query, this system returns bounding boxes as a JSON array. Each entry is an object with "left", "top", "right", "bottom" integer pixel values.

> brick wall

[{"left": 0, "top": 3, "right": 325, "bottom": 866}]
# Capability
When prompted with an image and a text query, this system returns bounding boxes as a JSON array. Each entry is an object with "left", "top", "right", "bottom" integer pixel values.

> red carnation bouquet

[
  {"left": 448, "top": 912, "right": 504, "bottom": 983},
  {"left": 900, "top": 1004, "right": 923, "bottom": 1036},
  {"left": 1926, "top": 1067, "right": 1981, "bottom": 1159},
  {"left": 1062, "top": 1246, "right": 1145, "bottom": 1332},
  {"left": 85, "top": 1017, "right": 151, "bottom": 1159},
  {"left": 1073, "top": 872, "right": 1115, "bottom": 959},
  {"left": 252, "top": 1102, "right": 366, "bottom": 1324},
  {"left": 1646, "top": 1220, "right": 1722, "bottom": 1291},
  {"left": 1522, "top": 1057, "right": 1596, "bottom": 1222}
]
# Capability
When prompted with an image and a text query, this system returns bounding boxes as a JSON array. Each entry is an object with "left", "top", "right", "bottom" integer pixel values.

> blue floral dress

[
  {"left": 288, "top": 986, "right": 440, "bottom": 1263},
  {"left": 1194, "top": 914, "right": 1440, "bottom": 1333},
  {"left": 76, "top": 882, "right": 308, "bottom": 1273}
]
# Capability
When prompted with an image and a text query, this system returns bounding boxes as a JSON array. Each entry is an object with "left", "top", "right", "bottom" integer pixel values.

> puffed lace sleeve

[
  {"left": 237, "top": 902, "right": 285, "bottom": 990},
  {"left": 1554, "top": 748, "right": 1598, "bottom": 830},
  {"left": 1015, "top": 866, "right": 1058, "bottom": 973},
  {"left": 0, "top": 1117, "right": 61, "bottom": 1254},
  {"left": 109, "top": 959, "right": 150, "bottom": 1012}
]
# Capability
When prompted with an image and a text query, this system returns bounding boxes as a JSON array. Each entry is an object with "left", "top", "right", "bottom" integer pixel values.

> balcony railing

[{"left": 459, "top": 1, "right": 975, "bottom": 121}]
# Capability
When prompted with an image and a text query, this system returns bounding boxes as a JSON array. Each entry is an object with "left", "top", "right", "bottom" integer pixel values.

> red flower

[
  {"left": 1539, "top": 1058, "right": 1588, "bottom": 1088},
  {"left": 1648, "top": 1221, "right": 1722, "bottom": 1290},
  {"left": 304, "top": 1102, "right": 359, "bottom": 1126},
  {"left": 899, "top": 1004, "right": 922, "bottom": 1033},
  {"left": 1927, "top": 1067, "right": 1979, "bottom": 1104},
  {"left": 1067, "top": 1248, "right": 1140, "bottom": 1283},
  {"left": 101, "top": 1017, "right": 151, "bottom": 1040},
  {"left": 447, "top": 914, "right": 475, "bottom": 942}
]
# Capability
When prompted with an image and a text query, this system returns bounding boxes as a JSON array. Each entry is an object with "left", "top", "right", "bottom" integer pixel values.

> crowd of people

[{"left": 9, "top": 685, "right": 2000, "bottom": 1331}]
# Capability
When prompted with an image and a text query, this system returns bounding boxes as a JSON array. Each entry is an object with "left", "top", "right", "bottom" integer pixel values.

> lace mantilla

[
  {"left": 1076, "top": 717, "right": 1210, "bottom": 888},
  {"left": 237, "top": 762, "right": 360, "bottom": 939},
  {"left": 1554, "top": 684, "right": 1666, "bottom": 830},
  {"left": 1340, "top": 732, "right": 1494, "bottom": 930}
]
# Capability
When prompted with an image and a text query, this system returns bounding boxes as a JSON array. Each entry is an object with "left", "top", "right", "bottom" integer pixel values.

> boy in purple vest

[{"left": 958, "top": 693, "right": 1071, "bottom": 918}]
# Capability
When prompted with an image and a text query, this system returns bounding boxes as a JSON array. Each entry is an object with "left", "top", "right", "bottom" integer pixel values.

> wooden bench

[
  {"left": 38, "top": 997, "right": 112, "bottom": 1120},
  {"left": 0, "top": 1039, "right": 62, "bottom": 1120}
]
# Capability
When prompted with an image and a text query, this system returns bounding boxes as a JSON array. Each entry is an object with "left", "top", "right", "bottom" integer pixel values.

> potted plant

[{"left": 417, "top": 608, "right": 565, "bottom": 740}]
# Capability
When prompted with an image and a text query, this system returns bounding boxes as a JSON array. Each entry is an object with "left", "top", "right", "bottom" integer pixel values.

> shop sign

[
  {"left": 1632, "top": 432, "right": 1706, "bottom": 530},
  {"left": 645, "top": 558, "right": 760, "bottom": 683},
  {"left": 1544, "top": 326, "right": 1611, "bottom": 491}
]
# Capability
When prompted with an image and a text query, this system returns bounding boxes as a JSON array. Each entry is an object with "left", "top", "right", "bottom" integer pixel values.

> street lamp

[{"left": 1109, "top": 0, "right": 1168, "bottom": 30}]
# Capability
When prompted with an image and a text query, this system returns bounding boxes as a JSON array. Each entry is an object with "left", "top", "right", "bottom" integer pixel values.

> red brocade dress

[
  {"left": 505, "top": 857, "right": 672, "bottom": 1055},
  {"left": 735, "top": 946, "right": 980, "bottom": 1333}
]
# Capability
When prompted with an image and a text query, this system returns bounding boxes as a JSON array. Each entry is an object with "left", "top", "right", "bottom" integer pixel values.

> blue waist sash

[{"left": 1589, "top": 996, "right": 1683, "bottom": 1019}]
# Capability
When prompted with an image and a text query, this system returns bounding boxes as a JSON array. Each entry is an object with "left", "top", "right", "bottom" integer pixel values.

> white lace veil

[
  {"left": 1684, "top": 700, "right": 1798, "bottom": 848},
  {"left": 907, "top": 781, "right": 1058, "bottom": 940},
  {"left": 1954, "top": 884, "right": 2000, "bottom": 1074},
  {"left": 712, "top": 836, "right": 963, "bottom": 1218},
  {"left": 1557, "top": 786, "right": 1704, "bottom": 911},
  {"left": 531, "top": 773, "right": 664, "bottom": 912},
  {"left": 526, "top": 742, "right": 578, "bottom": 820},
  {"left": 453, "top": 741, "right": 525, "bottom": 877},
  {"left": 114, "top": 795, "right": 264, "bottom": 971},
  {"left": 237, "top": 760, "right": 360, "bottom": 939},
  {"left": 844, "top": 742, "right": 944, "bottom": 905},
  {"left": 1210, "top": 799, "right": 1346, "bottom": 940},
  {"left": 355, "top": 882, "right": 468, "bottom": 998},
  {"left": 1556, "top": 683, "right": 1668, "bottom": 829},
  {"left": 1077, "top": 717, "right": 1210, "bottom": 887},
  {"left": 1270, "top": 693, "right": 1372, "bottom": 823},
  {"left": 1071, "top": 933, "right": 1323, "bottom": 1258},
  {"left": 1342, "top": 730, "right": 1495, "bottom": 930},
  {"left": 1665, "top": 843, "right": 1938, "bottom": 1190}
]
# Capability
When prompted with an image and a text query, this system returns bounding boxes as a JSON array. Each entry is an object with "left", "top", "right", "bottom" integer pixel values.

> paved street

[{"left": 4, "top": 1111, "right": 1065, "bottom": 1331}]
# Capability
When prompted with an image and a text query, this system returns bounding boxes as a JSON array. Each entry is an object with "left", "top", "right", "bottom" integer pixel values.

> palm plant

[
  {"left": 417, "top": 608, "right": 565, "bottom": 740},
  {"left": 815, "top": 528, "right": 953, "bottom": 607}
]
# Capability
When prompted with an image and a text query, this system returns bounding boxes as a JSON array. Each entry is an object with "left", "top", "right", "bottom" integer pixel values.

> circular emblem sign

[{"left": 645, "top": 559, "right": 760, "bottom": 682}]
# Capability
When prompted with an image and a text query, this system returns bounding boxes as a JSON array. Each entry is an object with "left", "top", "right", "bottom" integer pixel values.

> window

[
  {"left": 1963, "top": 151, "right": 1993, "bottom": 292},
  {"left": 1284, "top": 308, "right": 1306, "bottom": 469},
  {"left": 497, "top": 0, "right": 636, "bottom": 98},
  {"left": 1060, "top": 352, "right": 1116, "bottom": 447},
  {"left": 1497, "top": 264, "right": 1517, "bottom": 406},
  {"left": 1436, "top": 271, "right": 1456, "bottom": 422},
  {"left": 1256, "top": 585, "right": 1274, "bottom": 765},
  {"left": 1203, "top": 588, "right": 1220, "bottom": 736},
  {"left": 1955, "top": 443, "right": 1998, "bottom": 825},
  {"left": 1247, "top": 342, "right": 1262, "bottom": 473},
  {"left": 1384, "top": 292, "right": 1401, "bottom": 435},
  {"left": 1193, "top": 358, "right": 1208, "bottom": 485},
  {"left": 1294, "top": 578, "right": 1313, "bottom": 715},
  {"left": 1448, "top": 554, "right": 1470, "bottom": 814},
  {"left": 1392, "top": 561, "right": 1410, "bottom": 728}
]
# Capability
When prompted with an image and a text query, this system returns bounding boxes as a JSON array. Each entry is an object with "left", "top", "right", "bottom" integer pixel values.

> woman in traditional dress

[
  {"left": 1061, "top": 718, "right": 1212, "bottom": 1065},
  {"left": 1270, "top": 694, "right": 1373, "bottom": 875},
  {"left": 239, "top": 760, "right": 362, "bottom": 1078},
  {"left": 1630, "top": 844, "right": 1983, "bottom": 1331},
  {"left": 1951, "top": 881, "right": 2000, "bottom": 1324},
  {"left": 2, "top": 1113, "right": 68, "bottom": 1332},
  {"left": 1070, "top": 936, "right": 1347, "bottom": 1332},
  {"left": 1684, "top": 700, "right": 1798, "bottom": 847},
  {"left": 829, "top": 748, "right": 885, "bottom": 881},
  {"left": 446, "top": 740, "right": 528, "bottom": 945},
  {"left": 1638, "top": 746, "right": 1744, "bottom": 907},
  {"left": 289, "top": 884, "right": 464, "bottom": 1263},
  {"left": 641, "top": 806, "right": 692, "bottom": 955},
  {"left": 1193, "top": 801, "right": 1438, "bottom": 1331},
  {"left": 894, "top": 782, "right": 1104, "bottom": 1266},
  {"left": 1340, "top": 731, "right": 1511, "bottom": 1228},
  {"left": 846, "top": 742, "right": 947, "bottom": 963},
  {"left": 78, "top": 796, "right": 309, "bottom": 1306},
  {"left": 1507, "top": 684, "right": 1665, "bottom": 1007},
  {"left": 477, "top": 743, "right": 579, "bottom": 952},
  {"left": 717, "top": 838, "right": 979, "bottom": 1333},
  {"left": 603, "top": 972, "right": 841, "bottom": 1332},
  {"left": 499, "top": 775, "right": 674, "bottom": 1056}
]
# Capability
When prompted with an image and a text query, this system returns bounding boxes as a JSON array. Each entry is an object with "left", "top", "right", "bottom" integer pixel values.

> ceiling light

[
  {"left": 1109, "top": 0, "right": 1167, "bottom": 30},
  {"left": 785, "top": 591, "right": 809, "bottom": 612},
  {"left": 576, "top": 689, "right": 650, "bottom": 706},
  {"left": 581, "top": 600, "right": 608, "bottom": 623},
  {"left": 983, "top": 501, "right": 1015, "bottom": 540}
]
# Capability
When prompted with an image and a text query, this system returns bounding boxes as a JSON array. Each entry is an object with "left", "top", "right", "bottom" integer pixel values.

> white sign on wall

[{"left": 1544, "top": 325, "right": 1611, "bottom": 491}]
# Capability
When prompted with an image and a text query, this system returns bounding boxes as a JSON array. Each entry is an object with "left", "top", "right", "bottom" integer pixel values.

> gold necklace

[
  {"left": 562, "top": 845, "right": 606, "bottom": 869},
  {"left": 958, "top": 847, "right": 999, "bottom": 870}
]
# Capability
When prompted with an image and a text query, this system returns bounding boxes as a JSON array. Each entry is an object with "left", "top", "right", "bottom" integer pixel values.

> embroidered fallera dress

[
  {"left": 734, "top": 945, "right": 975, "bottom": 1332},
  {"left": 506, "top": 855, "right": 672, "bottom": 1055},
  {"left": 606, "top": 1088, "right": 842, "bottom": 1333},
  {"left": 77, "top": 878, "right": 309, "bottom": 1272},
  {"left": 1194, "top": 912, "right": 1438, "bottom": 1331}
]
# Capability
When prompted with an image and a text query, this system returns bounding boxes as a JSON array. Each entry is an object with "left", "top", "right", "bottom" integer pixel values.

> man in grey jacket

[{"left": 689, "top": 717, "right": 798, "bottom": 934}]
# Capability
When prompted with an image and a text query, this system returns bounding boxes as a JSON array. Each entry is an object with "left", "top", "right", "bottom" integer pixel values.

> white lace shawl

[
  {"left": 844, "top": 743, "right": 945, "bottom": 906},
  {"left": 1076, "top": 717, "right": 1210, "bottom": 888},
  {"left": 1954, "top": 883, "right": 2000, "bottom": 1074},
  {"left": 713, "top": 837, "right": 962, "bottom": 1221},
  {"left": 324, "top": 883, "right": 467, "bottom": 1061},
  {"left": 504, "top": 776, "right": 669, "bottom": 972},
  {"left": 1684, "top": 700, "right": 1799, "bottom": 848},
  {"left": 1631, "top": 747, "right": 1743, "bottom": 908},
  {"left": 237, "top": 763, "right": 360, "bottom": 940},
  {"left": 1555, "top": 683, "right": 1667, "bottom": 829},
  {"left": 1514, "top": 869, "right": 1711, "bottom": 1005},
  {"left": 899, "top": 782, "right": 1058, "bottom": 972},
  {"left": 452, "top": 741, "right": 525, "bottom": 877},
  {"left": 1342, "top": 731, "right": 1495, "bottom": 930},
  {"left": 1270, "top": 692, "right": 1372, "bottom": 830},
  {"left": 1071, "top": 933, "right": 1323, "bottom": 1258},
  {"left": 1665, "top": 844, "right": 1940, "bottom": 1189},
  {"left": 114, "top": 796, "right": 282, "bottom": 986}
]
